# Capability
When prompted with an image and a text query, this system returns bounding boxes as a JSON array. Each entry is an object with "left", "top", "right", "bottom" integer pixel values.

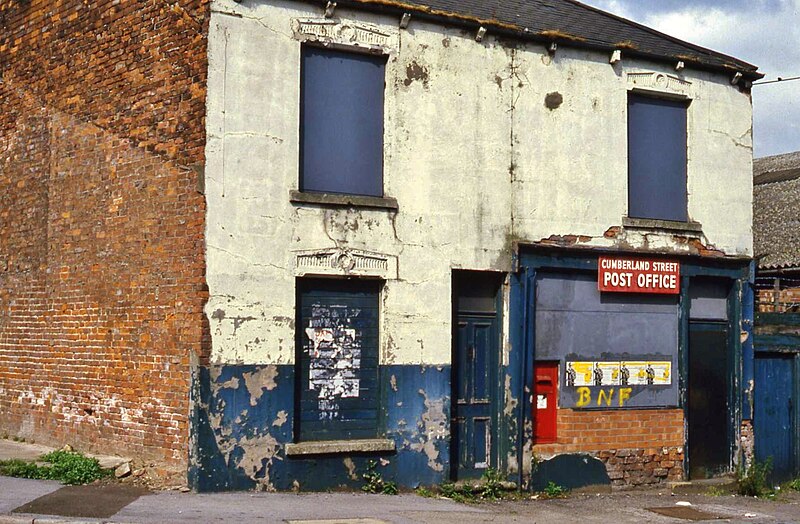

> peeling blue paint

[
  {"left": 530, "top": 454, "right": 610, "bottom": 491},
  {"left": 190, "top": 364, "right": 450, "bottom": 491},
  {"left": 741, "top": 264, "right": 755, "bottom": 420}
]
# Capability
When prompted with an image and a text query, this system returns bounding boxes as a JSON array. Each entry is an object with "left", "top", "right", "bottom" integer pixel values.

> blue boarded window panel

[
  {"left": 301, "top": 46, "right": 386, "bottom": 197},
  {"left": 297, "top": 279, "right": 381, "bottom": 441},
  {"left": 628, "top": 94, "right": 688, "bottom": 222}
]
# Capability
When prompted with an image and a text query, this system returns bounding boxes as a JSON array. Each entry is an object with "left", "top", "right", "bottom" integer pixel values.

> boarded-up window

[
  {"left": 297, "top": 279, "right": 380, "bottom": 441},
  {"left": 534, "top": 272, "right": 679, "bottom": 408},
  {"left": 628, "top": 94, "right": 688, "bottom": 222},
  {"left": 300, "top": 46, "right": 385, "bottom": 197}
]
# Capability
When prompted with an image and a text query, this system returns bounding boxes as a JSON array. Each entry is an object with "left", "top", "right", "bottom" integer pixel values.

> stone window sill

[
  {"left": 285, "top": 438, "right": 396, "bottom": 456},
  {"left": 622, "top": 217, "right": 703, "bottom": 234},
  {"left": 290, "top": 190, "right": 398, "bottom": 210}
]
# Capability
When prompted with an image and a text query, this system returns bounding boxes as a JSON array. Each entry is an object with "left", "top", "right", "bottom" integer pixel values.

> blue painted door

[
  {"left": 452, "top": 314, "right": 497, "bottom": 479},
  {"left": 755, "top": 354, "right": 796, "bottom": 483}
]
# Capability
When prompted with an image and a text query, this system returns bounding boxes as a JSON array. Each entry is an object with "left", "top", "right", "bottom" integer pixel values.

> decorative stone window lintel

[
  {"left": 292, "top": 17, "right": 399, "bottom": 55},
  {"left": 294, "top": 248, "right": 398, "bottom": 279},
  {"left": 627, "top": 71, "right": 693, "bottom": 99}
]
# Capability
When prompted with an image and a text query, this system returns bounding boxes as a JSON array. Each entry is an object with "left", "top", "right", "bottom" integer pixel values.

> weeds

[
  {"left": 361, "top": 460, "right": 398, "bottom": 495},
  {"left": 440, "top": 482, "right": 477, "bottom": 504},
  {"left": 737, "top": 458, "right": 774, "bottom": 498},
  {"left": 414, "top": 486, "right": 435, "bottom": 498},
  {"left": 0, "top": 450, "right": 110, "bottom": 485},
  {"left": 541, "top": 481, "right": 568, "bottom": 499},
  {"left": 479, "top": 468, "right": 506, "bottom": 500},
  {"left": 436, "top": 469, "right": 518, "bottom": 504},
  {"left": 42, "top": 450, "right": 111, "bottom": 485},
  {"left": 787, "top": 478, "right": 800, "bottom": 491},
  {"left": 0, "top": 459, "right": 47, "bottom": 479}
]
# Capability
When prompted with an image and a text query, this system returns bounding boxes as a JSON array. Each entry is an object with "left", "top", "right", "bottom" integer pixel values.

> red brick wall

[
  {"left": 757, "top": 287, "right": 800, "bottom": 313},
  {"left": 534, "top": 408, "right": 685, "bottom": 485},
  {"left": 0, "top": 0, "right": 210, "bottom": 473},
  {"left": 534, "top": 408, "right": 684, "bottom": 453}
]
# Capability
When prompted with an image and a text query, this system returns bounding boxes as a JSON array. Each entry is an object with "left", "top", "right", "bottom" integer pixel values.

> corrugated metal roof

[
  {"left": 754, "top": 152, "right": 800, "bottom": 269},
  {"left": 328, "top": 0, "right": 761, "bottom": 78}
]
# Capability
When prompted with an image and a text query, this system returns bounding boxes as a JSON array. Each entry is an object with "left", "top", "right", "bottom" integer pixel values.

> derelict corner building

[{"left": 0, "top": 0, "right": 761, "bottom": 491}]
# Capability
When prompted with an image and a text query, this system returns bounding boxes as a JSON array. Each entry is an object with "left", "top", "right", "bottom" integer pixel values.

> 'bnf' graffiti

[{"left": 575, "top": 387, "right": 633, "bottom": 407}]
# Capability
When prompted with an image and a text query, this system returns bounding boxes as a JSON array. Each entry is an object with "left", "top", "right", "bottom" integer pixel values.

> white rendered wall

[{"left": 204, "top": 0, "right": 754, "bottom": 366}]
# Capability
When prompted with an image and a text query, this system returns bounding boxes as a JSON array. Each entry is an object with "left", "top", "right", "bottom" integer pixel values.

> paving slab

[
  {"left": 115, "top": 492, "right": 487, "bottom": 524},
  {"left": 13, "top": 484, "right": 150, "bottom": 519},
  {"left": 0, "top": 476, "right": 62, "bottom": 514}
]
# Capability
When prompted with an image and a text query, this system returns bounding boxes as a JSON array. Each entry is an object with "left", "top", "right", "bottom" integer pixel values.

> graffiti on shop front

[
  {"left": 566, "top": 361, "right": 671, "bottom": 387},
  {"left": 575, "top": 386, "right": 633, "bottom": 407},
  {"left": 305, "top": 305, "right": 362, "bottom": 420}
]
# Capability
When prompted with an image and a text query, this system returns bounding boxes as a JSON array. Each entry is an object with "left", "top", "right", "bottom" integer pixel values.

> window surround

[
  {"left": 299, "top": 44, "right": 388, "bottom": 199},
  {"left": 622, "top": 216, "right": 703, "bottom": 235},
  {"left": 285, "top": 438, "right": 395, "bottom": 456},
  {"left": 289, "top": 190, "right": 398, "bottom": 211}
]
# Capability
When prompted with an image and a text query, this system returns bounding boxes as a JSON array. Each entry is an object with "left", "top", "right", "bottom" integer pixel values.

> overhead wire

[{"left": 753, "top": 75, "right": 800, "bottom": 86}]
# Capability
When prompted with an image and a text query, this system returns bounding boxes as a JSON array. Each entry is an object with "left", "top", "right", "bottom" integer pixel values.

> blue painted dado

[{"left": 190, "top": 364, "right": 451, "bottom": 491}]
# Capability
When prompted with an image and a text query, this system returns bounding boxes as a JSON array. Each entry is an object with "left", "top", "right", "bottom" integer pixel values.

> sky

[{"left": 582, "top": 0, "right": 799, "bottom": 158}]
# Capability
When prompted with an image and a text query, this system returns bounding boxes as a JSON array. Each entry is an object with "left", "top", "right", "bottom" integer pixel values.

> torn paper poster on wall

[{"left": 305, "top": 305, "right": 362, "bottom": 402}]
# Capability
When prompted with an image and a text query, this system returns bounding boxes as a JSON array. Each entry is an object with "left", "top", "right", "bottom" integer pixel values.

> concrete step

[{"left": 669, "top": 476, "right": 738, "bottom": 495}]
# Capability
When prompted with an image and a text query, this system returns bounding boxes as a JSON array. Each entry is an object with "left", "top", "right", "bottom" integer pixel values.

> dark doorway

[
  {"left": 755, "top": 353, "right": 797, "bottom": 483},
  {"left": 688, "top": 321, "right": 730, "bottom": 479},
  {"left": 451, "top": 271, "right": 502, "bottom": 480}
]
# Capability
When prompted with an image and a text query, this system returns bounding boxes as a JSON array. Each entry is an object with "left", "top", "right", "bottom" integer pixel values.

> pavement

[
  {"left": 1, "top": 440, "right": 799, "bottom": 523},
  {"left": 1, "top": 476, "right": 799, "bottom": 524}
]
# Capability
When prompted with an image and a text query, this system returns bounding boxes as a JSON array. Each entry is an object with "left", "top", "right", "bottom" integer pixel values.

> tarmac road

[{"left": 2, "top": 475, "right": 800, "bottom": 524}]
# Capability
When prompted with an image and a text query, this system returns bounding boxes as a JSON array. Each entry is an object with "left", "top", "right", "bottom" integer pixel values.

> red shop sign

[{"left": 598, "top": 256, "right": 680, "bottom": 295}]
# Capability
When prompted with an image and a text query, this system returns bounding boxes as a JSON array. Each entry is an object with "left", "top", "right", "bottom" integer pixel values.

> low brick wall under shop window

[{"left": 534, "top": 408, "right": 685, "bottom": 485}]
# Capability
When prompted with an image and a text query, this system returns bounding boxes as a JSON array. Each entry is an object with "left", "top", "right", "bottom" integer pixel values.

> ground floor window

[
  {"left": 534, "top": 271, "right": 680, "bottom": 409},
  {"left": 296, "top": 278, "right": 381, "bottom": 441}
]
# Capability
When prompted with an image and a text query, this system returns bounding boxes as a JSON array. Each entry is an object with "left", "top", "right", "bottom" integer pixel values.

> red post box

[{"left": 533, "top": 361, "right": 559, "bottom": 444}]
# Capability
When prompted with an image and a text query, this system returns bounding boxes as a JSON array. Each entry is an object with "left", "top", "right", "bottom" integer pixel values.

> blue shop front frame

[{"left": 509, "top": 247, "right": 754, "bottom": 485}]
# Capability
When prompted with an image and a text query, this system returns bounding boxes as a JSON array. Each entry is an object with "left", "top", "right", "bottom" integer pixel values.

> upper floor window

[
  {"left": 300, "top": 46, "right": 386, "bottom": 197},
  {"left": 627, "top": 94, "right": 688, "bottom": 222}
]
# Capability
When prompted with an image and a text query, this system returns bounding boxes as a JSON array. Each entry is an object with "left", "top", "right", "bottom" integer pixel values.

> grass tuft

[{"left": 0, "top": 450, "right": 111, "bottom": 485}]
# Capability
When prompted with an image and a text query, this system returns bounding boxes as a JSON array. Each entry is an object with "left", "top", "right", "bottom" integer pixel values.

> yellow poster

[
  {"left": 564, "top": 361, "right": 594, "bottom": 387},
  {"left": 623, "top": 361, "right": 671, "bottom": 386},
  {"left": 597, "top": 362, "right": 621, "bottom": 386},
  {"left": 566, "top": 361, "right": 672, "bottom": 387}
]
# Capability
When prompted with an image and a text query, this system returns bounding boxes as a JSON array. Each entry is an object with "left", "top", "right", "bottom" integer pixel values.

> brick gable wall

[{"left": 0, "top": 0, "right": 210, "bottom": 475}]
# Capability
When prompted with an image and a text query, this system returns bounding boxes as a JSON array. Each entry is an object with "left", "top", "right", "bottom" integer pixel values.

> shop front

[{"left": 511, "top": 249, "right": 753, "bottom": 489}]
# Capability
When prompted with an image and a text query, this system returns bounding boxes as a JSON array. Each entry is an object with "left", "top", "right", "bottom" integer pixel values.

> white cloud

[{"left": 583, "top": 0, "right": 800, "bottom": 156}]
